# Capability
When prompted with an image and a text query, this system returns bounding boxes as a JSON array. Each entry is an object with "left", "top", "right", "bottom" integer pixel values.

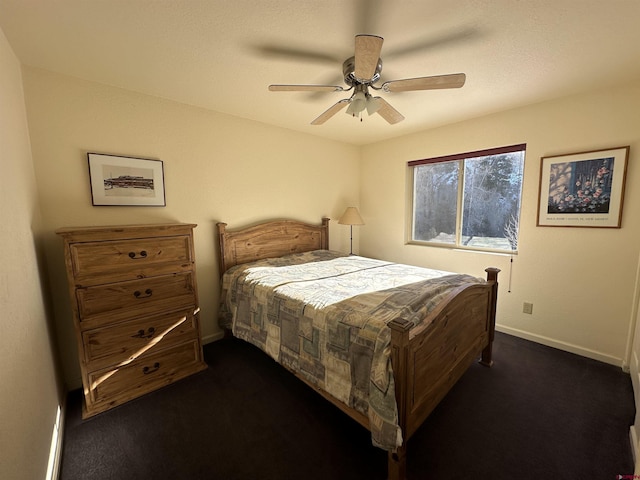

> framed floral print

[{"left": 536, "top": 146, "right": 629, "bottom": 227}]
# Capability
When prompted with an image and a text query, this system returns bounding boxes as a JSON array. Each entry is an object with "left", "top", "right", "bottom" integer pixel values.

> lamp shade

[{"left": 338, "top": 207, "right": 365, "bottom": 226}]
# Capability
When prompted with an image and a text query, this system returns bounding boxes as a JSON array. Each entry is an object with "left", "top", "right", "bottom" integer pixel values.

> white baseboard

[
  {"left": 631, "top": 425, "right": 639, "bottom": 466},
  {"left": 46, "top": 399, "right": 65, "bottom": 480},
  {"left": 496, "top": 324, "right": 624, "bottom": 368}
]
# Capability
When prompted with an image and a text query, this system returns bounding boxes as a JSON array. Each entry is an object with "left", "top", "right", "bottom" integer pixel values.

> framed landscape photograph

[
  {"left": 88, "top": 153, "right": 166, "bottom": 206},
  {"left": 536, "top": 146, "right": 629, "bottom": 228}
]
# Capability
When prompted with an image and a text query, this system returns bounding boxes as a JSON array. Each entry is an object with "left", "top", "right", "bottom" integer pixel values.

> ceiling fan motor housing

[{"left": 343, "top": 56, "right": 383, "bottom": 86}]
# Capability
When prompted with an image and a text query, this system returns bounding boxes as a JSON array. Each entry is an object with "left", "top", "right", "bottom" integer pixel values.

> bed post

[
  {"left": 388, "top": 318, "right": 412, "bottom": 480},
  {"left": 320, "top": 217, "right": 330, "bottom": 250},
  {"left": 480, "top": 267, "right": 500, "bottom": 367},
  {"left": 217, "top": 222, "right": 228, "bottom": 277}
]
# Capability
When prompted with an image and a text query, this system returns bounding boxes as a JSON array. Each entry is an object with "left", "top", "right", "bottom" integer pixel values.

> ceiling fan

[{"left": 268, "top": 34, "right": 466, "bottom": 125}]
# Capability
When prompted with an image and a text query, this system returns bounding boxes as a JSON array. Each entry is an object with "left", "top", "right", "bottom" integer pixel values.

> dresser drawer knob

[
  {"left": 133, "top": 288, "right": 153, "bottom": 298},
  {"left": 131, "top": 327, "right": 156, "bottom": 339},
  {"left": 128, "top": 250, "right": 148, "bottom": 259},
  {"left": 142, "top": 362, "right": 160, "bottom": 375}
]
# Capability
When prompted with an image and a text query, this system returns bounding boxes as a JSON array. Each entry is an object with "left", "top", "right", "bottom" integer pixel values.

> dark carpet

[{"left": 60, "top": 332, "right": 635, "bottom": 480}]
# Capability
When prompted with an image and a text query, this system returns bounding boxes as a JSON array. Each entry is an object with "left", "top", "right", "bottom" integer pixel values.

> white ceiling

[{"left": 1, "top": 0, "right": 640, "bottom": 146}]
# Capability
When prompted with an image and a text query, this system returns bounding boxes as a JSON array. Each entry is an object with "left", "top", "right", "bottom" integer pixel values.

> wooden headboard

[{"left": 216, "top": 218, "right": 330, "bottom": 276}]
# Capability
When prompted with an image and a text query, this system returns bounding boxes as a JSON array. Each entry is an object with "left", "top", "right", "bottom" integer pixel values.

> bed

[{"left": 217, "top": 217, "right": 499, "bottom": 480}]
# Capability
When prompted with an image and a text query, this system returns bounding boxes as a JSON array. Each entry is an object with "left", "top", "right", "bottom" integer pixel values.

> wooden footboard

[
  {"left": 388, "top": 267, "right": 499, "bottom": 480},
  {"left": 216, "top": 218, "right": 499, "bottom": 480}
]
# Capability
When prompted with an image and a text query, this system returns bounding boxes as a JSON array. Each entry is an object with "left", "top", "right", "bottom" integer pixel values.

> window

[{"left": 409, "top": 144, "right": 525, "bottom": 253}]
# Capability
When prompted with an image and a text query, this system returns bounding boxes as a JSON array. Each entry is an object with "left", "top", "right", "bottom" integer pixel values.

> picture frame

[
  {"left": 88, "top": 153, "right": 166, "bottom": 206},
  {"left": 536, "top": 146, "right": 629, "bottom": 227}
]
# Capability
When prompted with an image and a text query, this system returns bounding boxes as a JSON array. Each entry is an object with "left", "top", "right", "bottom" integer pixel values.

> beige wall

[
  {"left": 361, "top": 81, "right": 640, "bottom": 367},
  {"left": 0, "top": 31, "right": 62, "bottom": 480},
  {"left": 21, "top": 67, "right": 361, "bottom": 388}
]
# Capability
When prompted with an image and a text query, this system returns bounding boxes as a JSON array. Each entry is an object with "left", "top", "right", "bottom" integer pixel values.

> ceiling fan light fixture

[
  {"left": 346, "top": 91, "right": 367, "bottom": 116},
  {"left": 366, "top": 96, "right": 382, "bottom": 116}
]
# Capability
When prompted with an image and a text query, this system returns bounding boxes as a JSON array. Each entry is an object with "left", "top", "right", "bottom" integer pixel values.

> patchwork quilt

[{"left": 218, "top": 250, "right": 483, "bottom": 450}]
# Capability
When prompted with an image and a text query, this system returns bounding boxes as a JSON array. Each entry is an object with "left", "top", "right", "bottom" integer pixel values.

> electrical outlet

[{"left": 523, "top": 302, "right": 533, "bottom": 315}]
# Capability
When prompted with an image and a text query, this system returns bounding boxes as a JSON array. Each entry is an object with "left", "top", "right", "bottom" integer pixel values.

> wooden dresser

[{"left": 56, "top": 223, "right": 207, "bottom": 418}]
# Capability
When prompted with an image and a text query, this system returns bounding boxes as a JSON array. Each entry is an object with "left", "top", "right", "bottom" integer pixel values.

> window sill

[{"left": 406, "top": 240, "right": 517, "bottom": 256}]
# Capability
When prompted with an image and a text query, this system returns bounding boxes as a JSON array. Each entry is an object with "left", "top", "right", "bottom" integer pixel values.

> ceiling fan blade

[
  {"left": 375, "top": 97, "right": 404, "bottom": 124},
  {"left": 311, "top": 99, "right": 350, "bottom": 125},
  {"left": 354, "top": 34, "right": 383, "bottom": 81},
  {"left": 306, "top": 74, "right": 345, "bottom": 100},
  {"left": 269, "top": 84, "right": 345, "bottom": 92},
  {"left": 385, "top": 28, "right": 479, "bottom": 60},
  {"left": 254, "top": 45, "right": 340, "bottom": 64},
  {"left": 382, "top": 73, "right": 466, "bottom": 93}
]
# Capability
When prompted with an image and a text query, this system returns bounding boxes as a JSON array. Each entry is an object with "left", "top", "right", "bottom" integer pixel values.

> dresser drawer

[
  {"left": 82, "top": 308, "right": 199, "bottom": 369},
  {"left": 87, "top": 340, "right": 204, "bottom": 408},
  {"left": 69, "top": 235, "right": 193, "bottom": 284},
  {"left": 77, "top": 272, "right": 196, "bottom": 327}
]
